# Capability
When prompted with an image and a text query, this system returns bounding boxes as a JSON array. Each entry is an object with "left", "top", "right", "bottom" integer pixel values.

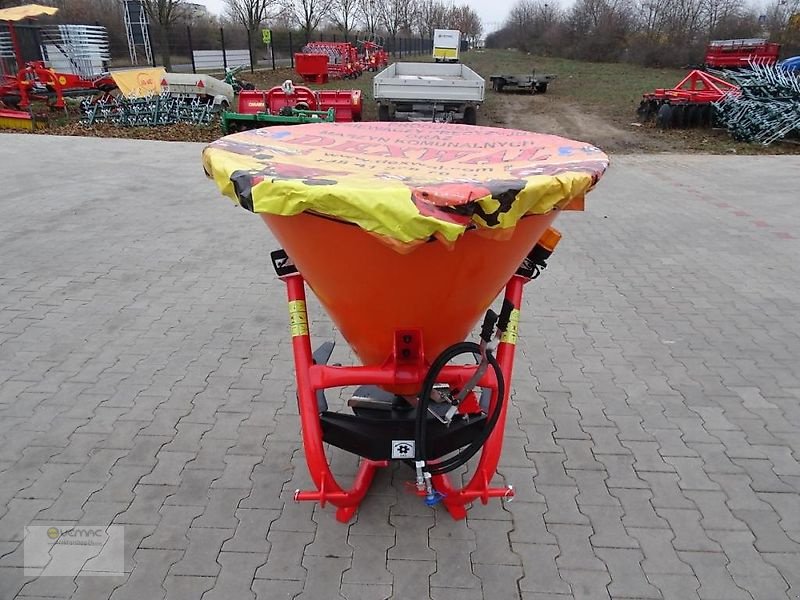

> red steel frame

[{"left": 284, "top": 271, "right": 528, "bottom": 522}]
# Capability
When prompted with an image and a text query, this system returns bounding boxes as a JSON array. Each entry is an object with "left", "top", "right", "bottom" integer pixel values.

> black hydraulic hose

[{"left": 414, "top": 342, "right": 505, "bottom": 476}]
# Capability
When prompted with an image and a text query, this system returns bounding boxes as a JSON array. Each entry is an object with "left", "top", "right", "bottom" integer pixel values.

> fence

[{"left": 121, "top": 24, "right": 433, "bottom": 74}]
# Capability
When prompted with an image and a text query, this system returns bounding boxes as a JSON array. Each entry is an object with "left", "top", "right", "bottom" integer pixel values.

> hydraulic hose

[{"left": 414, "top": 341, "right": 505, "bottom": 476}]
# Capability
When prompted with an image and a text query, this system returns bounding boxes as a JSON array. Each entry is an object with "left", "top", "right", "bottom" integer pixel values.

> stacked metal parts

[
  {"left": 713, "top": 62, "right": 800, "bottom": 146},
  {"left": 81, "top": 94, "right": 215, "bottom": 127},
  {"left": 39, "top": 25, "right": 110, "bottom": 78}
]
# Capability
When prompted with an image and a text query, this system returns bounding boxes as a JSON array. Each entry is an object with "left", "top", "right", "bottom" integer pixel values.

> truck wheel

[
  {"left": 463, "top": 106, "right": 477, "bottom": 125},
  {"left": 493, "top": 80, "right": 504, "bottom": 93},
  {"left": 534, "top": 82, "right": 547, "bottom": 94},
  {"left": 378, "top": 104, "right": 391, "bottom": 122}
]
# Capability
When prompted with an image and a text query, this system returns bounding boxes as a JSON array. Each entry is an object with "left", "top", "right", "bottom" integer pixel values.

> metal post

[
  {"left": 187, "top": 26, "right": 196, "bottom": 73},
  {"left": 289, "top": 31, "right": 294, "bottom": 68},
  {"left": 246, "top": 28, "right": 254, "bottom": 73},
  {"left": 399, "top": 37, "right": 402, "bottom": 59},
  {"left": 220, "top": 27, "right": 227, "bottom": 70},
  {"left": 270, "top": 30, "right": 276, "bottom": 70}
]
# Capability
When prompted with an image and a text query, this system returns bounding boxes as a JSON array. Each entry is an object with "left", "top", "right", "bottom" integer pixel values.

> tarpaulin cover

[
  {"left": 111, "top": 68, "right": 166, "bottom": 98},
  {"left": 0, "top": 4, "right": 58, "bottom": 21},
  {"left": 203, "top": 122, "right": 608, "bottom": 249}
]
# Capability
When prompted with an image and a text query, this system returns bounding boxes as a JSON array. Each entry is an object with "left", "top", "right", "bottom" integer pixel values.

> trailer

[
  {"left": 489, "top": 72, "right": 556, "bottom": 94},
  {"left": 373, "top": 62, "right": 484, "bottom": 124},
  {"left": 159, "top": 73, "right": 234, "bottom": 109}
]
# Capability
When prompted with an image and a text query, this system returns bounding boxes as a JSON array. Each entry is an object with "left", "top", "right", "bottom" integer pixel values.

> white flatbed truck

[{"left": 373, "top": 61, "right": 485, "bottom": 124}]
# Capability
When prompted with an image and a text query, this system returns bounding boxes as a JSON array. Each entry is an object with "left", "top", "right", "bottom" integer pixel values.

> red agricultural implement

[
  {"left": 202, "top": 122, "right": 610, "bottom": 523},
  {"left": 637, "top": 69, "right": 739, "bottom": 128},
  {"left": 220, "top": 80, "right": 362, "bottom": 133},
  {"left": 705, "top": 39, "right": 781, "bottom": 68},
  {"left": 0, "top": 60, "right": 114, "bottom": 110},
  {"left": 296, "top": 42, "right": 362, "bottom": 83},
  {"left": 295, "top": 52, "right": 329, "bottom": 84},
  {"left": 0, "top": 4, "right": 115, "bottom": 129},
  {"left": 360, "top": 40, "right": 388, "bottom": 71}
]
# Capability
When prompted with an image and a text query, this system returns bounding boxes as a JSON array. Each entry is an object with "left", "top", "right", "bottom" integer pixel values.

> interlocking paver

[
  {"left": 558, "top": 569, "right": 611, "bottom": 600},
  {"left": 684, "top": 490, "right": 749, "bottom": 531},
  {"left": 201, "top": 551, "right": 263, "bottom": 600},
  {"left": 387, "top": 515, "right": 434, "bottom": 561},
  {"left": 677, "top": 551, "right": 751, "bottom": 600},
  {"left": 387, "top": 559, "right": 436, "bottom": 598},
  {"left": 140, "top": 505, "right": 205, "bottom": 550},
  {"left": 251, "top": 578, "right": 304, "bottom": 600},
  {"left": 162, "top": 575, "right": 216, "bottom": 600},
  {"left": 732, "top": 509, "right": 800, "bottom": 553},
  {"left": 191, "top": 488, "right": 249, "bottom": 529},
  {"left": 169, "top": 528, "right": 232, "bottom": 577},
  {"left": 107, "top": 549, "right": 181, "bottom": 600},
  {"left": 254, "top": 529, "right": 313, "bottom": 581},
  {"left": 163, "top": 469, "right": 224, "bottom": 508},
  {"left": 626, "top": 528, "right": 690, "bottom": 574},
  {"left": 647, "top": 573, "right": 701, "bottom": 600},
  {"left": 514, "top": 543, "right": 571, "bottom": 595},
  {"left": 570, "top": 470, "right": 620, "bottom": 508},
  {"left": 471, "top": 564, "right": 524, "bottom": 600},
  {"left": 595, "top": 547, "right": 662, "bottom": 599},
  {"left": 507, "top": 502, "right": 557, "bottom": 545},
  {"left": 549, "top": 524, "right": 606, "bottom": 572},
  {"left": 342, "top": 534, "right": 393, "bottom": 585},
  {"left": 430, "top": 535, "right": 480, "bottom": 589},
  {"left": 582, "top": 505, "right": 638, "bottom": 549},
  {"left": 113, "top": 484, "right": 177, "bottom": 525}
]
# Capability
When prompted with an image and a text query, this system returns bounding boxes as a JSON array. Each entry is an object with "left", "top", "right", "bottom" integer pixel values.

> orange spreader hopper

[
  {"left": 203, "top": 122, "right": 608, "bottom": 374},
  {"left": 203, "top": 122, "right": 608, "bottom": 521},
  {"left": 264, "top": 211, "right": 556, "bottom": 375}
]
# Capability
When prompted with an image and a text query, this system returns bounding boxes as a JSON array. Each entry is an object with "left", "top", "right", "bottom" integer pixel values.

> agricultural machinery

[
  {"left": 223, "top": 65, "right": 255, "bottom": 93},
  {"left": 220, "top": 80, "right": 362, "bottom": 134},
  {"left": 295, "top": 42, "right": 362, "bottom": 83},
  {"left": 637, "top": 69, "right": 739, "bottom": 128},
  {"left": 202, "top": 122, "right": 609, "bottom": 522},
  {"left": 359, "top": 41, "right": 388, "bottom": 71},
  {"left": 0, "top": 4, "right": 115, "bottom": 128},
  {"left": 704, "top": 39, "right": 781, "bottom": 69}
]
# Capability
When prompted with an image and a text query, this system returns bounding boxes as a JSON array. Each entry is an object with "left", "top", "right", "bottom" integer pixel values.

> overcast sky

[{"left": 194, "top": 0, "right": 518, "bottom": 34}]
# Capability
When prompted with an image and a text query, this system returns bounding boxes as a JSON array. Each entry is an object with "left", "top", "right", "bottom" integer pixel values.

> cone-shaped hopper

[
  {"left": 263, "top": 211, "right": 557, "bottom": 369},
  {"left": 203, "top": 122, "right": 608, "bottom": 381}
]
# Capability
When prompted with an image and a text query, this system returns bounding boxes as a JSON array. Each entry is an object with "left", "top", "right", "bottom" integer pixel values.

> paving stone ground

[{"left": 1, "top": 134, "right": 800, "bottom": 600}]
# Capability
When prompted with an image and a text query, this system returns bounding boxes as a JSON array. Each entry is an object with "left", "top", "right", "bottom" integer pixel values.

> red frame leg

[{"left": 283, "top": 271, "right": 527, "bottom": 521}]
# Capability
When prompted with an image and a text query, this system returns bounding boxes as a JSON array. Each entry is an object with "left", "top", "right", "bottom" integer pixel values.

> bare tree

[
  {"left": 379, "top": 0, "right": 404, "bottom": 44},
  {"left": 141, "top": 0, "right": 186, "bottom": 70},
  {"left": 226, "top": 0, "right": 275, "bottom": 66},
  {"left": 357, "top": 0, "right": 380, "bottom": 38},
  {"left": 449, "top": 4, "right": 482, "bottom": 45},
  {"left": 332, "top": 0, "right": 359, "bottom": 40},
  {"left": 288, "top": 0, "right": 334, "bottom": 42},
  {"left": 414, "top": 0, "right": 450, "bottom": 38}
]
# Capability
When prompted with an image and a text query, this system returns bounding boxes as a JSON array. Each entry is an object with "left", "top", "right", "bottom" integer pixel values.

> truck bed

[{"left": 374, "top": 62, "right": 485, "bottom": 103}]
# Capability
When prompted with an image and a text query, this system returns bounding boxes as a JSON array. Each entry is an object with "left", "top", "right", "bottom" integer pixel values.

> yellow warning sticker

[
  {"left": 288, "top": 300, "right": 309, "bottom": 337},
  {"left": 500, "top": 308, "right": 520, "bottom": 345}
]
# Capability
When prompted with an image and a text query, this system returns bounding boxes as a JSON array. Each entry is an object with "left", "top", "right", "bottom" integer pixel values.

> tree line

[{"left": 486, "top": 0, "right": 800, "bottom": 67}]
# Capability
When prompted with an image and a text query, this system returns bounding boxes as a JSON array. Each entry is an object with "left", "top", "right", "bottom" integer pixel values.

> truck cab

[{"left": 433, "top": 29, "right": 461, "bottom": 63}]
